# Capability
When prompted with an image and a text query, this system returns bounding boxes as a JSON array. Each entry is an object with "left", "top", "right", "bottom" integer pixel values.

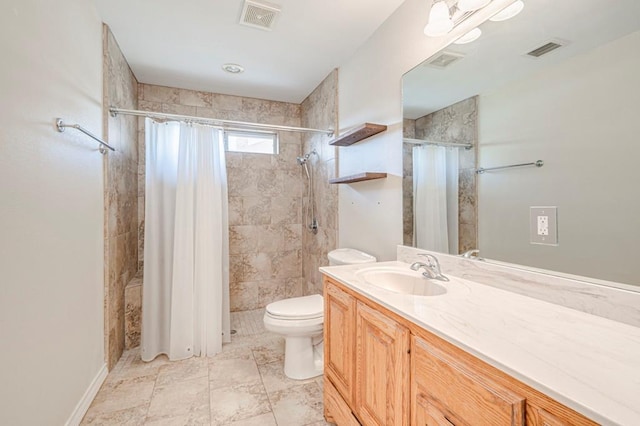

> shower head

[{"left": 296, "top": 149, "right": 317, "bottom": 166}]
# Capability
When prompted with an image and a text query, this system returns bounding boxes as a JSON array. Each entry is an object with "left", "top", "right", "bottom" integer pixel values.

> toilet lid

[{"left": 266, "top": 294, "right": 324, "bottom": 319}]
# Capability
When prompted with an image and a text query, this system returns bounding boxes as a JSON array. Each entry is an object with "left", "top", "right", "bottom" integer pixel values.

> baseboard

[{"left": 65, "top": 363, "right": 108, "bottom": 426}]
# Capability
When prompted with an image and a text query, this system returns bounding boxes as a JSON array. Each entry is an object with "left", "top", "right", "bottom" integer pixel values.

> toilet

[
  {"left": 327, "top": 248, "right": 377, "bottom": 266},
  {"left": 263, "top": 248, "right": 376, "bottom": 380}
]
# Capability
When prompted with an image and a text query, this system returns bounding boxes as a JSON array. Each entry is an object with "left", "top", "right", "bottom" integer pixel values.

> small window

[{"left": 224, "top": 130, "right": 278, "bottom": 154}]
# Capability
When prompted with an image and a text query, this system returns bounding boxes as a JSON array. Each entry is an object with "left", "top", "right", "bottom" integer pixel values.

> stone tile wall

[
  {"left": 300, "top": 71, "right": 339, "bottom": 295},
  {"left": 124, "top": 274, "right": 142, "bottom": 349},
  {"left": 103, "top": 25, "right": 139, "bottom": 368},
  {"left": 402, "top": 119, "right": 416, "bottom": 246},
  {"left": 404, "top": 97, "right": 478, "bottom": 253},
  {"left": 137, "top": 84, "right": 304, "bottom": 312}
]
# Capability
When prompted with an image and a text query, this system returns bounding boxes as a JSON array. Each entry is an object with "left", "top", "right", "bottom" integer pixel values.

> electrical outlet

[
  {"left": 537, "top": 215, "right": 549, "bottom": 235},
  {"left": 530, "top": 207, "right": 558, "bottom": 245}
]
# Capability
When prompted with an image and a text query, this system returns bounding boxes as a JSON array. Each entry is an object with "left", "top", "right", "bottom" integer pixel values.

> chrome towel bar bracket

[{"left": 56, "top": 118, "right": 115, "bottom": 155}]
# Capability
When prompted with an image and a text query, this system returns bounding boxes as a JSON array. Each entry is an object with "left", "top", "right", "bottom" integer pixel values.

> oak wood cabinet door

[
  {"left": 324, "top": 281, "right": 357, "bottom": 405},
  {"left": 411, "top": 335, "right": 525, "bottom": 426},
  {"left": 355, "top": 301, "right": 410, "bottom": 426}
]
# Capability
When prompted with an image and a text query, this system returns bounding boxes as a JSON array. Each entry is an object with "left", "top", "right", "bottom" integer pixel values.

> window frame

[{"left": 223, "top": 129, "right": 279, "bottom": 155}]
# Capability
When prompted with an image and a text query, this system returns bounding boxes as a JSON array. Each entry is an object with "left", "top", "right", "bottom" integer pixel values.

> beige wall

[
  {"left": 301, "top": 70, "right": 339, "bottom": 295},
  {"left": 478, "top": 30, "right": 640, "bottom": 286},
  {"left": 337, "top": 0, "right": 514, "bottom": 261},
  {"left": 103, "top": 25, "right": 139, "bottom": 369},
  {"left": 0, "top": 1, "right": 106, "bottom": 424},
  {"left": 137, "top": 84, "right": 305, "bottom": 311}
]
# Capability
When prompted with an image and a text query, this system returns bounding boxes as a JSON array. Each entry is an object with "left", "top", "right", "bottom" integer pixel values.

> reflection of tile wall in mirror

[{"left": 404, "top": 97, "right": 478, "bottom": 254}]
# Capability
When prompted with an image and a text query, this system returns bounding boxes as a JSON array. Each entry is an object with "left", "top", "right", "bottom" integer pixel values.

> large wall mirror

[{"left": 402, "top": 0, "right": 640, "bottom": 288}]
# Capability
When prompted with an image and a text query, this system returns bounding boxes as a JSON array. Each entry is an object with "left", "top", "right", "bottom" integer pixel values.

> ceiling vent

[
  {"left": 526, "top": 39, "right": 569, "bottom": 58},
  {"left": 425, "top": 51, "right": 465, "bottom": 69},
  {"left": 239, "top": 0, "right": 281, "bottom": 31}
]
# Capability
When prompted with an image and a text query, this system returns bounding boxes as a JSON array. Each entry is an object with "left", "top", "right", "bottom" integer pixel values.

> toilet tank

[{"left": 328, "top": 248, "right": 377, "bottom": 266}]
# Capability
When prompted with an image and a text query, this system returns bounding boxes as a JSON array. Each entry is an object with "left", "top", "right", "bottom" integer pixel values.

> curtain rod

[
  {"left": 403, "top": 137, "right": 473, "bottom": 150},
  {"left": 109, "top": 107, "right": 334, "bottom": 136}
]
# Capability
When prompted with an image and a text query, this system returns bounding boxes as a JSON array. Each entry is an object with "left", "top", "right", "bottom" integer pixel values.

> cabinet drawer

[
  {"left": 527, "top": 404, "right": 570, "bottom": 426},
  {"left": 325, "top": 376, "right": 361, "bottom": 426},
  {"left": 415, "top": 393, "right": 462, "bottom": 426},
  {"left": 412, "top": 335, "right": 525, "bottom": 426}
]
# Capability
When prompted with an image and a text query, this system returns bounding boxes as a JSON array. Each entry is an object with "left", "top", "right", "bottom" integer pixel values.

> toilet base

[{"left": 283, "top": 336, "right": 324, "bottom": 380}]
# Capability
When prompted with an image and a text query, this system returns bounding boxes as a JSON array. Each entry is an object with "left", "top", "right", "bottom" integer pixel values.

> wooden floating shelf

[
  {"left": 329, "top": 172, "right": 388, "bottom": 184},
  {"left": 329, "top": 123, "right": 387, "bottom": 146}
]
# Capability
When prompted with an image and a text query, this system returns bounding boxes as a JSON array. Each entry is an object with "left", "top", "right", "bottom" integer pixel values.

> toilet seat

[
  {"left": 263, "top": 314, "right": 323, "bottom": 332},
  {"left": 265, "top": 294, "right": 323, "bottom": 320}
]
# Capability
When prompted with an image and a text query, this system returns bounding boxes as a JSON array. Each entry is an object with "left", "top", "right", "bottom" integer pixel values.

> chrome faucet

[
  {"left": 460, "top": 249, "right": 483, "bottom": 261},
  {"left": 410, "top": 254, "right": 449, "bottom": 282},
  {"left": 461, "top": 249, "right": 479, "bottom": 258}
]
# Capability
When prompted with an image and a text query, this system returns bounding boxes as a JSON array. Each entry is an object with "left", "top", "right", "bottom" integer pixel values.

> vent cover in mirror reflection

[
  {"left": 425, "top": 51, "right": 465, "bottom": 69},
  {"left": 526, "top": 39, "right": 568, "bottom": 58}
]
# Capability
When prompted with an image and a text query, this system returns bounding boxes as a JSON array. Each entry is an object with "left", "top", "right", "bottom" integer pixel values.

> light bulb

[
  {"left": 489, "top": 0, "right": 524, "bottom": 21},
  {"left": 457, "top": 0, "right": 491, "bottom": 12},
  {"left": 424, "top": 1, "right": 454, "bottom": 37},
  {"left": 453, "top": 27, "right": 482, "bottom": 44}
]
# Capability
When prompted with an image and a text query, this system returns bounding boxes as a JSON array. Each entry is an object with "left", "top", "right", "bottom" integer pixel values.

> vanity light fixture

[
  {"left": 457, "top": 0, "right": 491, "bottom": 12},
  {"left": 489, "top": 0, "right": 524, "bottom": 21},
  {"left": 454, "top": 27, "right": 482, "bottom": 44},
  {"left": 222, "top": 63, "right": 245, "bottom": 74},
  {"left": 424, "top": 0, "right": 524, "bottom": 44},
  {"left": 424, "top": 0, "right": 454, "bottom": 37}
]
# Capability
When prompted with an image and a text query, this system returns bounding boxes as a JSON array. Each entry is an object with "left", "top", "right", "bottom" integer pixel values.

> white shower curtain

[
  {"left": 413, "top": 145, "right": 459, "bottom": 254},
  {"left": 142, "top": 118, "right": 231, "bottom": 362}
]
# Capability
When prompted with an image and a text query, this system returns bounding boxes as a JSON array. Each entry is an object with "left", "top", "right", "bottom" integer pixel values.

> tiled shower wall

[
  {"left": 403, "top": 118, "right": 416, "bottom": 246},
  {"left": 300, "top": 70, "right": 339, "bottom": 295},
  {"left": 103, "top": 25, "right": 139, "bottom": 369},
  {"left": 403, "top": 96, "right": 478, "bottom": 253},
  {"left": 137, "top": 84, "right": 304, "bottom": 312}
]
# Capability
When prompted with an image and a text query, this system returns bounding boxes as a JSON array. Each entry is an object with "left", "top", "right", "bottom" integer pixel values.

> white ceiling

[
  {"left": 403, "top": 0, "right": 640, "bottom": 119},
  {"left": 93, "top": 0, "right": 406, "bottom": 104}
]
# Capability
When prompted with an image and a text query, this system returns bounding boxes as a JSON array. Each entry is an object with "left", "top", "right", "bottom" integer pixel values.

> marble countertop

[{"left": 320, "top": 261, "right": 640, "bottom": 426}]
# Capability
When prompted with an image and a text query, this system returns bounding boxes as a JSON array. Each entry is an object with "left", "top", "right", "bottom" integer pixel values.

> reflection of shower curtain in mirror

[
  {"left": 413, "top": 145, "right": 459, "bottom": 254},
  {"left": 142, "top": 118, "right": 231, "bottom": 362}
]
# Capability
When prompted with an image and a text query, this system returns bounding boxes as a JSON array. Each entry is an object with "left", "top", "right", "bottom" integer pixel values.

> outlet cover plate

[{"left": 530, "top": 206, "right": 558, "bottom": 245}]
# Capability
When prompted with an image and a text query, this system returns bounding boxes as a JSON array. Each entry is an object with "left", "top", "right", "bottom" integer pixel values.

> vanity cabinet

[{"left": 322, "top": 276, "right": 598, "bottom": 426}]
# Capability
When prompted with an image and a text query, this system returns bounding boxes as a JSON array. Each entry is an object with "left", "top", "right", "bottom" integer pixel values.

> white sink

[{"left": 356, "top": 266, "right": 447, "bottom": 297}]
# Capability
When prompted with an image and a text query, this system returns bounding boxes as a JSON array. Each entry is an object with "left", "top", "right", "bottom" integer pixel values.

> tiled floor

[{"left": 82, "top": 309, "right": 330, "bottom": 425}]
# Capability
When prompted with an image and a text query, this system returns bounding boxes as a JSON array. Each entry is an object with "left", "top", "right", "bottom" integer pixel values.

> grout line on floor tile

[
  {"left": 141, "top": 355, "right": 158, "bottom": 423},
  {"left": 256, "top": 349, "right": 277, "bottom": 425}
]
